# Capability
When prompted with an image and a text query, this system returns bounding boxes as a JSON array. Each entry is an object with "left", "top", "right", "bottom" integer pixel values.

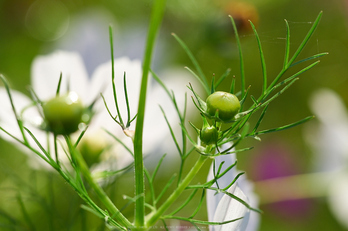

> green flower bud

[
  {"left": 200, "top": 126, "right": 218, "bottom": 145},
  {"left": 77, "top": 133, "right": 106, "bottom": 167},
  {"left": 42, "top": 92, "right": 84, "bottom": 135},
  {"left": 206, "top": 91, "right": 240, "bottom": 122}
]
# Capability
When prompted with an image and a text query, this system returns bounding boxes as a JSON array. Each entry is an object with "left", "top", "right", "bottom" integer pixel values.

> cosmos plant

[{"left": 0, "top": 0, "right": 326, "bottom": 230}]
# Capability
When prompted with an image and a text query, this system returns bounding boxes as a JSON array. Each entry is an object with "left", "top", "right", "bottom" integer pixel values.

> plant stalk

[
  {"left": 133, "top": 0, "right": 166, "bottom": 228},
  {"left": 68, "top": 138, "right": 134, "bottom": 229},
  {"left": 146, "top": 155, "right": 208, "bottom": 227}
]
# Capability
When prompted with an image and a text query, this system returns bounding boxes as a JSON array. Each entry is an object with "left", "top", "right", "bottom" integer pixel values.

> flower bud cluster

[{"left": 195, "top": 91, "right": 241, "bottom": 147}]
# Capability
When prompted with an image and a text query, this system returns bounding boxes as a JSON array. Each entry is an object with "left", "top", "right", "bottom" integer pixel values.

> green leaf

[
  {"left": 218, "top": 147, "right": 254, "bottom": 156},
  {"left": 56, "top": 72, "right": 63, "bottom": 96},
  {"left": 103, "top": 129, "right": 134, "bottom": 156},
  {"left": 172, "top": 33, "right": 209, "bottom": 94},
  {"left": 252, "top": 104, "right": 269, "bottom": 134},
  {"left": 160, "top": 106, "right": 183, "bottom": 156},
  {"left": 100, "top": 93, "right": 122, "bottom": 128},
  {"left": 123, "top": 72, "right": 132, "bottom": 128},
  {"left": 23, "top": 127, "right": 53, "bottom": 164},
  {"left": 287, "top": 11, "right": 323, "bottom": 67},
  {"left": 215, "top": 68, "right": 231, "bottom": 89},
  {"left": 250, "top": 20, "right": 267, "bottom": 95},
  {"left": 254, "top": 116, "right": 314, "bottom": 136},
  {"left": 188, "top": 83, "right": 207, "bottom": 113},
  {"left": 92, "top": 162, "right": 134, "bottom": 179},
  {"left": 184, "top": 66, "right": 210, "bottom": 94},
  {"left": 283, "top": 19, "right": 291, "bottom": 68},
  {"left": 0, "top": 75, "right": 28, "bottom": 144},
  {"left": 208, "top": 187, "right": 262, "bottom": 213},
  {"left": 163, "top": 215, "right": 244, "bottom": 226},
  {"left": 262, "top": 77, "right": 299, "bottom": 108},
  {"left": 290, "top": 52, "right": 328, "bottom": 67},
  {"left": 155, "top": 174, "right": 177, "bottom": 204},
  {"left": 229, "top": 75, "right": 236, "bottom": 94},
  {"left": 168, "top": 189, "right": 199, "bottom": 216},
  {"left": 152, "top": 153, "right": 167, "bottom": 182},
  {"left": 109, "top": 26, "right": 125, "bottom": 128},
  {"left": 189, "top": 189, "right": 205, "bottom": 219},
  {"left": 222, "top": 172, "right": 245, "bottom": 191},
  {"left": 268, "top": 11, "right": 323, "bottom": 91},
  {"left": 211, "top": 74, "right": 216, "bottom": 94},
  {"left": 17, "top": 194, "right": 36, "bottom": 231},
  {"left": 229, "top": 15, "right": 245, "bottom": 99}
]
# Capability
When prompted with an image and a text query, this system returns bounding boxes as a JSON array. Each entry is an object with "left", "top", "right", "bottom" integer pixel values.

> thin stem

[
  {"left": 229, "top": 16, "right": 245, "bottom": 99},
  {"left": 283, "top": 19, "right": 290, "bottom": 69},
  {"left": 56, "top": 168, "right": 124, "bottom": 229},
  {"left": 172, "top": 34, "right": 209, "bottom": 94},
  {"left": 66, "top": 137, "right": 133, "bottom": 229},
  {"left": 54, "top": 134, "right": 60, "bottom": 166},
  {"left": 249, "top": 20, "right": 267, "bottom": 96},
  {"left": 267, "top": 11, "right": 322, "bottom": 92},
  {"left": 0, "top": 75, "right": 28, "bottom": 144},
  {"left": 109, "top": 26, "right": 124, "bottom": 127},
  {"left": 287, "top": 11, "right": 323, "bottom": 67},
  {"left": 146, "top": 155, "right": 208, "bottom": 227},
  {"left": 133, "top": 0, "right": 166, "bottom": 228}
]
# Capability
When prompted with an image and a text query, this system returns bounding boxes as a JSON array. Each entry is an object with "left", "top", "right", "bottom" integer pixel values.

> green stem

[
  {"left": 67, "top": 137, "right": 133, "bottom": 229},
  {"left": 133, "top": 0, "right": 166, "bottom": 228},
  {"left": 146, "top": 155, "right": 208, "bottom": 227},
  {"left": 56, "top": 168, "right": 125, "bottom": 229}
]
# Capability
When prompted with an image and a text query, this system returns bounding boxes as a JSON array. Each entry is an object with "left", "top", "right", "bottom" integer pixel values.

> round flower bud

[
  {"left": 200, "top": 126, "right": 218, "bottom": 145},
  {"left": 206, "top": 91, "right": 240, "bottom": 122},
  {"left": 42, "top": 92, "right": 84, "bottom": 135},
  {"left": 77, "top": 133, "right": 106, "bottom": 167}
]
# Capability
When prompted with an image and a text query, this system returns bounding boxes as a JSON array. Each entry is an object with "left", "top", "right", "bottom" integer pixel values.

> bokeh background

[{"left": 1, "top": 0, "right": 348, "bottom": 230}]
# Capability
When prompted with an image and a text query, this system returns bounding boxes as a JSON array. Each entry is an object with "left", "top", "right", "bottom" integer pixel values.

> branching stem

[{"left": 146, "top": 155, "right": 208, "bottom": 227}]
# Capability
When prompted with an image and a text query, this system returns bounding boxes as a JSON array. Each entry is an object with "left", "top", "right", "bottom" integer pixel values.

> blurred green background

[{"left": 1, "top": 0, "right": 348, "bottom": 230}]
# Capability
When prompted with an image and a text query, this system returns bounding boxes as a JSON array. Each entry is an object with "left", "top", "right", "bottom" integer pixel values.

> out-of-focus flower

[
  {"left": 0, "top": 51, "right": 196, "bottom": 173},
  {"left": 306, "top": 89, "right": 348, "bottom": 172},
  {"left": 207, "top": 151, "right": 259, "bottom": 231},
  {"left": 55, "top": 8, "right": 116, "bottom": 74},
  {"left": 224, "top": 1, "right": 259, "bottom": 33},
  {"left": 55, "top": 8, "right": 166, "bottom": 74},
  {"left": 305, "top": 88, "right": 348, "bottom": 229}
]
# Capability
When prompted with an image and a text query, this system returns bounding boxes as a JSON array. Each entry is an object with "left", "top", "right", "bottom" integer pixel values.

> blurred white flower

[
  {"left": 55, "top": 8, "right": 116, "bottom": 74},
  {"left": 306, "top": 88, "right": 348, "bottom": 172},
  {"left": 206, "top": 152, "right": 259, "bottom": 231},
  {"left": 0, "top": 50, "right": 196, "bottom": 173},
  {"left": 305, "top": 88, "right": 348, "bottom": 229}
]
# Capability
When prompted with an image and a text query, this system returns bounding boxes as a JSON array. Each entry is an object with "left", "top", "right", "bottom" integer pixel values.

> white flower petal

[
  {"left": 31, "top": 50, "right": 89, "bottom": 102},
  {"left": 207, "top": 146, "right": 259, "bottom": 231},
  {"left": 328, "top": 171, "right": 348, "bottom": 229},
  {"left": 236, "top": 175, "right": 260, "bottom": 231},
  {"left": 0, "top": 88, "right": 37, "bottom": 140},
  {"left": 306, "top": 89, "right": 348, "bottom": 171},
  {"left": 310, "top": 89, "right": 348, "bottom": 123},
  {"left": 306, "top": 89, "right": 348, "bottom": 228},
  {"left": 89, "top": 57, "right": 142, "bottom": 132},
  {"left": 142, "top": 67, "right": 203, "bottom": 158},
  {"left": 207, "top": 153, "right": 237, "bottom": 223},
  {"left": 0, "top": 88, "right": 55, "bottom": 169},
  {"left": 83, "top": 58, "right": 143, "bottom": 173},
  {"left": 212, "top": 183, "right": 250, "bottom": 231},
  {"left": 56, "top": 8, "right": 115, "bottom": 75}
]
